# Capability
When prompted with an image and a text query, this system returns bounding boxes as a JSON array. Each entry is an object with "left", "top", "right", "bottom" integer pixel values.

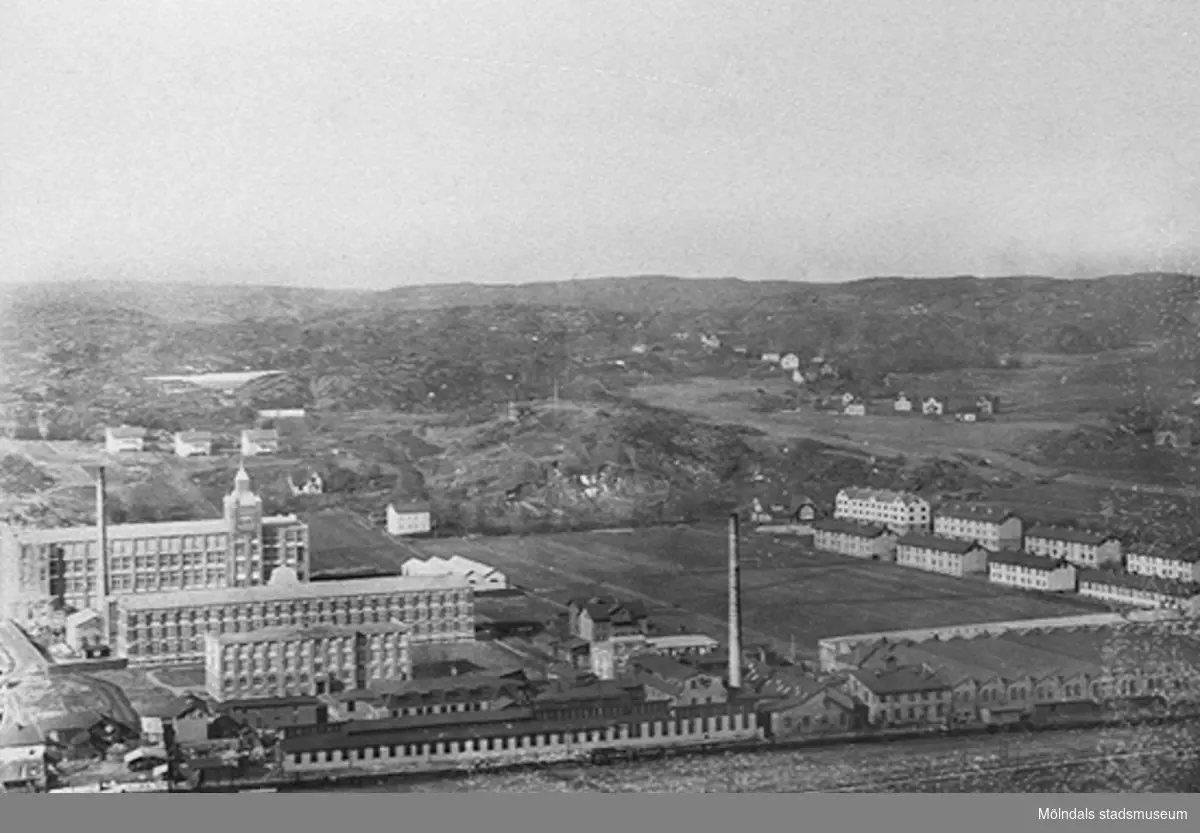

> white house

[
  {"left": 844, "top": 403, "right": 866, "bottom": 417},
  {"left": 173, "top": 430, "right": 213, "bottom": 458},
  {"left": 105, "top": 426, "right": 146, "bottom": 454},
  {"left": 761, "top": 352, "right": 781, "bottom": 364},
  {"left": 700, "top": 334, "right": 722, "bottom": 349},
  {"left": 780, "top": 353, "right": 801, "bottom": 371},
  {"left": 1077, "top": 569, "right": 1200, "bottom": 612},
  {"left": 631, "top": 344, "right": 648, "bottom": 355},
  {"left": 987, "top": 551, "right": 1077, "bottom": 593},
  {"left": 934, "top": 504, "right": 1023, "bottom": 552},
  {"left": 241, "top": 428, "right": 280, "bottom": 456},
  {"left": 387, "top": 500, "right": 433, "bottom": 536},
  {"left": 921, "top": 397, "right": 944, "bottom": 417},
  {"left": 1024, "top": 526, "right": 1122, "bottom": 569},
  {"left": 834, "top": 488, "right": 931, "bottom": 536},
  {"left": 1125, "top": 550, "right": 1200, "bottom": 584},
  {"left": 257, "top": 409, "right": 306, "bottom": 420},
  {"left": 840, "top": 392, "right": 856, "bottom": 407},
  {"left": 893, "top": 394, "right": 913, "bottom": 413},
  {"left": 792, "top": 370, "right": 806, "bottom": 384},
  {"left": 65, "top": 608, "right": 106, "bottom": 652}
]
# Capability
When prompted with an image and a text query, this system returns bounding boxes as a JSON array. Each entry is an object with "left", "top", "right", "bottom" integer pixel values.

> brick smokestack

[
  {"left": 94, "top": 465, "right": 110, "bottom": 640},
  {"left": 727, "top": 512, "right": 742, "bottom": 691}
]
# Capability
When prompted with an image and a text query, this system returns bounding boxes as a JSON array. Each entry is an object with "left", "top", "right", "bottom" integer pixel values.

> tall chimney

[
  {"left": 727, "top": 512, "right": 742, "bottom": 691},
  {"left": 94, "top": 466, "right": 110, "bottom": 641}
]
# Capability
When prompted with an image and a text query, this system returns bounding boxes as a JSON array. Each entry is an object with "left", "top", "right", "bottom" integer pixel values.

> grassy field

[
  {"left": 304, "top": 509, "right": 423, "bottom": 580},
  {"left": 411, "top": 526, "right": 1107, "bottom": 656}
]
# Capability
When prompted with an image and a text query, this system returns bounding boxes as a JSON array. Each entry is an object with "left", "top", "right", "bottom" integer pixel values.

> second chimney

[{"left": 727, "top": 512, "right": 742, "bottom": 691}]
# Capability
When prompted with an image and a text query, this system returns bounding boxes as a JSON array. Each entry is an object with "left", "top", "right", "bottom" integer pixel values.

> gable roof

[
  {"left": 106, "top": 426, "right": 146, "bottom": 438},
  {"left": 628, "top": 653, "right": 709, "bottom": 683},
  {"left": 176, "top": 430, "right": 213, "bottom": 442},
  {"left": 896, "top": 532, "right": 984, "bottom": 554},
  {"left": 812, "top": 518, "right": 891, "bottom": 538},
  {"left": 390, "top": 500, "right": 432, "bottom": 513},
  {"left": 851, "top": 664, "right": 950, "bottom": 695},
  {"left": 1026, "top": 526, "right": 1118, "bottom": 546},
  {"left": 568, "top": 597, "right": 648, "bottom": 622},
  {"left": 988, "top": 550, "right": 1074, "bottom": 571},
  {"left": 1078, "top": 569, "right": 1200, "bottom": 598},
  {"left": 242, "top": 428, "right": 280, "bottom": 441},
  {"left": 936, "top": 503, "right": 1017, "bottom": 524},
  {"left": 837, "top": 488, "right": 925, "bottom": 505}
]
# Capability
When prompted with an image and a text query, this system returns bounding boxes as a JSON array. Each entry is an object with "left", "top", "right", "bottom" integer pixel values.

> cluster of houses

[
  {"left": 815, "top": 392, "right": 1001, "bottom": 421},
  {"left": 791, "top": 487, "right": 1200, "bottom": 615},
  {"left": 104, "top": 425, "right": 282, "bottom": 458}
]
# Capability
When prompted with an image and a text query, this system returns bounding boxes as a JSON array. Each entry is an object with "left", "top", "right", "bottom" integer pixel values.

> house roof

[
  {"left": 106, "top": 426, "right": 146, "bottom": 438},
  {"left": 1129, "top": 549, "right": 1200, "bottom": 564},
  {"left": 850, "top": 665, "right": 951, "bottom": 695},
  {"left": 390, "top": 500, "right": 432, "bottom": 513},
  {"left": 935, "top": 503, "right": 1016, "bottom": 524},
  {"left": 628, "top": 653, "right": 707, "bottom": 682},
  {"left": 896, "top": 532, "right": 984, "bottom": 554},
  {"left": 176, "top": 431, "right": 213, "bottom": 442},
  {"left": 65, "top": 609, "right": 104, "bottom": 627},
  {"left": 988, "top": 550, "right": 1074, "bottom": 571},
  {"left": 242, "top": 428, "right": 280, "bottom": 441},
  {"left": 1078, "top": 569, "right": 1200, "bottom": 599},
  {"left": 811, "top": 518, "right": 891, "bottom": 538},
  {"left": 837, "top": 488, "right": 925, "bottom": 505},
  {"left": 568, "top": 597, "right": 648, "bottom": 622},
  {"left": 1026, "top": 526, "right": 1118, "bottom": 546}
]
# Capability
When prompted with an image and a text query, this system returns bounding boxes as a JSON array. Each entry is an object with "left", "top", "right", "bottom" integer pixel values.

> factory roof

[
  {"left": 849, "top": 665, "right": 951, "bottom": 695},
  {"left": 1026, "top": 526, "right": 1119, "bottom": 546},
  {"left": 206, "top": 621, "right": 410, "bottom": 644},
  {"left": 811, "top": 518, "right": 892, "bottom": 538},
  {"left": 896, "top": 532, "right": 985, "bottom": 554},
  {"left": 7, "top": 515, "right": 304, "bottom": 544},
  {"left": 116, "top": 571, "right": 468, "bottom": 611}
]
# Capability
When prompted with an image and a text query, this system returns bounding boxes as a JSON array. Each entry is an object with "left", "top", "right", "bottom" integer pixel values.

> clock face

[{"left": 236, "top": 509, "right": 259, "bottom": 534}]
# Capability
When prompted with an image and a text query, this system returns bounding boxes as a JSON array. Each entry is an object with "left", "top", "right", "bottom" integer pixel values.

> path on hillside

[{"left": 631, "top": 383, "right": 1200, "bottom": 500}]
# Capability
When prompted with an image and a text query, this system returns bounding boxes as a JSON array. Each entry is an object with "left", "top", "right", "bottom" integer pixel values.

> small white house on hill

[
  {"left": 387, "top": 500, "right": 432, "bottom": 536},
  {"left": 241, "top": 428, "right": 280, "bottom": 456},
  {"left": 174, "top": 430, "right": 213, "bottom": 458},
  {"left": 893, "top": 394, "right": 912, "bottom": 413},
  {"left": 780, "top": 353, "right": 801, "bottom": 371},
  {"left": 105, "top": 426, "right": 146, "bottom": 454}
]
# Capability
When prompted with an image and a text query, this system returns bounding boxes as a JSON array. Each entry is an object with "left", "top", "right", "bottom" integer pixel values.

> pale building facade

[
  {"left": 387, "top": 501, "right": 432, "bottom": 536},
  {"left": 1125, "top": 551, "right": 1200, "bottom": 584},
  {"left": 0, "top": 468, "right": 308, "bottom": 625},
  {"left": 987, "top": 551, "right": 1077, "bottom": 593},
  {"left": 116, "top": 571, "right": 473, "bottom": 666},
  {"left": 834, "top": 488, "right": 931, "bottom": 535},
  {"left": 173, "top": 431, "right": 213, "bottom": 458},
  {"left": 812, "top": 519, "right": 898, "bottom": 560},
  {"left": 1025, "top": 527, "right": 1122, "bottom": 569},
  {"left": 204, "top": 622, "right": 413, "bottom": 702},
  {"left": 933, "top": 504, "right": 1023, "bottom": 552},
  {"left": 895, "top": 533, "right": 989, "bottom": 577},
  {"left": 105, "top": 426, "right": 146, "bottom": 454}
]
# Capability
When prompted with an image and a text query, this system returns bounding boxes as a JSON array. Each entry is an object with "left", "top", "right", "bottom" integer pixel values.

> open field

[
  {"left": 631, "top": 377, "right": 1067, "bottom": 479},
  {"left": 411, "top": 526, "right": 1108, "bottom": 656},
  {"left": 304, "top": 509, "right": 422, "bottom": 579}
]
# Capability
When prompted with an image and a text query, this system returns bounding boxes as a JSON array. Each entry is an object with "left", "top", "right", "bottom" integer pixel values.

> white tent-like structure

[{"left": 401, "top": 555, "right": 507, "bottom": 591}]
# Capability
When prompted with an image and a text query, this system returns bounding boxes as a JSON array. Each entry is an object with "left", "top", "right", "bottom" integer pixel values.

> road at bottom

[{"left": 300, "top": 721, "right": 1200, "bottom": 793}]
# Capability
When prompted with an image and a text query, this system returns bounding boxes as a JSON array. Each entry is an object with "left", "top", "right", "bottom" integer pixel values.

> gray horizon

[{"left": 4, "top": 0, "right": 1200, "bottom": 290}]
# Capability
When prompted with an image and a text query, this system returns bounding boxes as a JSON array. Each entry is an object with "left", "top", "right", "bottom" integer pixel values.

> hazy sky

[{"left": 4, "top": 0, "right": 1200, "bottom": 288}]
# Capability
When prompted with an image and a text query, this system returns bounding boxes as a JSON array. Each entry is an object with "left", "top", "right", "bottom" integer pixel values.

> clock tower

[{"left": 223, "top": 464, "right": 264, "bottom": 586}]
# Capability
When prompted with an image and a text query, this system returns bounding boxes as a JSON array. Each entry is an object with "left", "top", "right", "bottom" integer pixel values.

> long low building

[
  {"left": 1125, "top": 550, "right": 1200, "bottom": 584},
  {"left": 1077, "top": 569, "right": 1200, "bottom": 613},
  {"left": 811, "top": 519, "right": 897, "bottom": 560},
  {"left": 987, "top": 550, "right": 1078, "bottom": 593},
  {"left": 115, "top": 569, "right": 473, "bottom": 666},
  {"left": 204, "top": 621, "right": 413, "bottom": 703},
  {"left": 895, "top": 533, "right": 988, "bottom": 577},
  {"left": 401, "top": 555, "right": 508, "bottom": 591}
]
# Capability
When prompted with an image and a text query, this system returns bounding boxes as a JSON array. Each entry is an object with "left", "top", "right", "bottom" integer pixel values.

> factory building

[
  {"left": 205, "top": 621, "right": 413, "bottom": 702},
  {"left": 115, "top": 569, "right": 473, "bottom": 666},
  {"left": 0, "top": 468, "right": 308, "bottom": 624}
]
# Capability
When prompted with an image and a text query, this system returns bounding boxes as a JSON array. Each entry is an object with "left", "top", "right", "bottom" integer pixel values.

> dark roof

[
  {"left": 812, "top": 518, "right": 891, "bottom": 538},
  {"left": 850, "top": 665, "right": 951, "bottom": 695},
  {"left": 1026, "top": 526, "right": 1118, "bottom": 546},
  {"left": 896, "top": 532, "right": 984, "bottom": 554},
  {"left": 281, "top": 713, "right": 622, "bottom": 754},
  {"left": 369, "top": 673, "right": 528, "bottom": 698},
  {"left": 107, "top": 426, "right": 146, "bottom": 438},
  {"left": 988, "top": 550, "right": 1075, "bottom": 571},
  {"left": 1130, "top": 549, "right": 1200, "bottom": 564},
  {"left": 176, "top": 430, "right": 213, "bottom": 442},
  {"left": 936, "top": 503, "right": 1017, "bottom": 524},
  {"left": 1078, "top": 569, "right": 1200, "bottom": 598},
  {"left": 568, "top": 597, "right": 648, "bottom": 622},
  {"left": 628, "top": 654, "right": 709, "bottom": 683},
  {"left": 218, "top": 695, "right": 322, "bottom": 711},
  {"left": 390, "top": 500, "right": 432, "bottom": 513},
  {"left": 243, "top": 428, "right": 280, "bottom": 441},
  {"left": 344, "top": 708, "right": 532, "bottom": 736}
]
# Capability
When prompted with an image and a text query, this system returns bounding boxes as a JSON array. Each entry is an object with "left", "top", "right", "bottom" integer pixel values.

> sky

[{"left": 3, "top": 0, "right": 1200, "bottom": 289}]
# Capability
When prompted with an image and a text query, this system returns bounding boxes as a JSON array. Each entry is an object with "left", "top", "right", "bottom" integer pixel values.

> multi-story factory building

[
  {"left": 0, "top": 468, "right": 308, "bottom": 624},
  {"left": 115, "top": 569, "right": 472, "bottom": 665},
  {"left": 205, "top": 622, "right": 413, "bottom": 702}
]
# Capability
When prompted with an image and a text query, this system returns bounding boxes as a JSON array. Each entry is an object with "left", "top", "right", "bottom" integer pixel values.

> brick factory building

[{"left": 205, "top": 621, "right": 413, "bottom": 702}]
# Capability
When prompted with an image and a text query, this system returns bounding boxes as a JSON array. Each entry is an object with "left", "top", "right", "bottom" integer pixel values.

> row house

[
  {"left": 812, "top": 519, "right": 897, "bottom": 560},
  {"left": 105, "top": 426, "right": 146, "bottom": 454},
  {"left": 987, "top": 550, "right": 1078, "bottom": 592},
  {"left": 933, "top": 503, "right": 1023, "bottom": 552},
  {"left": 1126, "top": 550, "right": 1200, "bottom": 584},
  {"left": 1077, "top": 569, "right": 1200, "bottom": 612},
  {"left": 845, "top": 661, "right": 953, "bottom": 727},
  {"left": 760, "top": 688, "right": 861, "bottom": 737},
  {"left": 894, "top": 533, "right": 988, "bottom": 577},
  {"left": 174, "top": 430, "right": 214, "bottom": 458},
  {"left": 834, "top": 488, "right": 931, "bottom": 535},
  {"left": 1025, "top": 526, "right": 1122, "bottom": 569}
]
